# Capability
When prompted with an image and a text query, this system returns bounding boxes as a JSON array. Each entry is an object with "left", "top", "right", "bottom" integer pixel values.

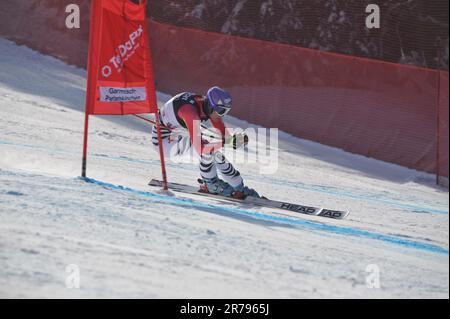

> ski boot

[
  {"left": 232, "top": 182, "right": 261, "bottom": 199},
  {"left": 200, "top": 177, "right": 235, "bottom": 197}
]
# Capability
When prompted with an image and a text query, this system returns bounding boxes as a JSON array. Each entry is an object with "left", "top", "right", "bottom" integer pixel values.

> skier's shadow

[{"left": 164, "top": 197, "right": 296, "bottom": 230}]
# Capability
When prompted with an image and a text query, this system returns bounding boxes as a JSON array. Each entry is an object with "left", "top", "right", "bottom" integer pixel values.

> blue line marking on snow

[
  {"left": 252, "top": 176, "right": 449, "bottom": 215},
  {"left": 0, "top": 139, "right": 448, "bottom": 215},
  {"left": 82, "top": 177, "right": 448, "bottom": 256}
]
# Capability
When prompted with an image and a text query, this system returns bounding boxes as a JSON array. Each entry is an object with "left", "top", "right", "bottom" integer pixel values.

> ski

[{"left": 149, "top": 179, "right": 349, "bottom": 220}]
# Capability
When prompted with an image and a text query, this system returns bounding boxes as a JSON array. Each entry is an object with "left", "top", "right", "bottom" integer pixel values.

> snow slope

[{"left": 0, "top": 38, "right": 448, "bottom": 298}]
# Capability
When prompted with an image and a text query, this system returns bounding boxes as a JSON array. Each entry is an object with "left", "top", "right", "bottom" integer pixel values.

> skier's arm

[
  {"left": 209, "top": 113, "right": 227, "bottom": 137},
  {"left": 210, "top": 112, "right": 239, "bottom": 146},
  {"left": 210, "top": 113, "right": 247, "bottom": 149},
  {"left": 178, "top": 105, "right": 224, "bottom": 155}
]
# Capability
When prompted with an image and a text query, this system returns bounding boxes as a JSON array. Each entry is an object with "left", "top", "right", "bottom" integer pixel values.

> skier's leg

[
  {"left": 214, "top": 151, "right": 260, "bottom": 198},
  {"left": 198, "top": 153, "right": 217, "bottom": 180},
  {"left": 152, "top": 125, "right": 234, "bottom": 196},
  {"left": 152, "top": 125, "right": 255, "bottom": 197},
  {"left": 212, "top": 152, "right": 243, "bottom": 188},
  {"left": 151, "top": 125, "right": 191, "bottom": 158},
  {"left": 199, "top": 153, "right": 234, "bottom": 196}
]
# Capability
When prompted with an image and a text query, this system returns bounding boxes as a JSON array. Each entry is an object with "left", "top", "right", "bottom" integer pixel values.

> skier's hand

[{"left": 225, "top": 132, "right": 248, "bottom": 149}]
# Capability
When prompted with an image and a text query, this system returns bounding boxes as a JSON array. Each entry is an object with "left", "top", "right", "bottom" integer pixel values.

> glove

[{"left": 225, "top": 132, "right": 249, "bottom": 149}]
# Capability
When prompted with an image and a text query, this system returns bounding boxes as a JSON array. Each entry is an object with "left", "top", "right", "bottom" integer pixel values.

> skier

[{"left": 152, "top": 86, "right": 260, "bottom": 198}]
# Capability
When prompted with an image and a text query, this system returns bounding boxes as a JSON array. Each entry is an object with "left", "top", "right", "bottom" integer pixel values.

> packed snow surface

[{"left": 0, "top": 38, "right": 448, "bottom": 298}]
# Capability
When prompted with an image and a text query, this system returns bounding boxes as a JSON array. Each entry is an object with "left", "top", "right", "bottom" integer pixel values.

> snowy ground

[{"left": 0, "top": 38, "right": 448, "bottom": 298}]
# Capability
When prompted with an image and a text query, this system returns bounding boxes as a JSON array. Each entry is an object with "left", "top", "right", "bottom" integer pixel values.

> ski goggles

[
  {"left": 209, "top": 98, "right": 232, "bottom": 117},
  {"left": 214, "top": 104, "right": 232, "bottom": 117}
]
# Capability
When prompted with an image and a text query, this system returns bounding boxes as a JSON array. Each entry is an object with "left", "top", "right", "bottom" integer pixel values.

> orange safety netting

[
  {"left": 149, "top": 21, "right": 448, "bottom": 176},
  {"left": 438, "top": 73, "right": 449, "bottom": 178},
  {"left": 0, "top": 0, "right": 447, "bottom": 179}
]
